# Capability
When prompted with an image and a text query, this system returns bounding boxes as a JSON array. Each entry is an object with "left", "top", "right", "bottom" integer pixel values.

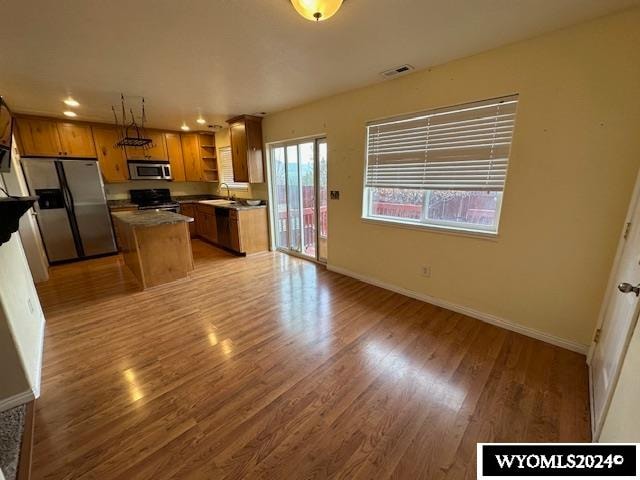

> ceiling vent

[{"left": 380, "top": 64, "right": 415, "bottom": 78}]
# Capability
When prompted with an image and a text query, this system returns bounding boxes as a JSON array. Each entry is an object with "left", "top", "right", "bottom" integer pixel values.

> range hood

[{"left": 0, "top": 196, "right": 38, "bottom": 245}]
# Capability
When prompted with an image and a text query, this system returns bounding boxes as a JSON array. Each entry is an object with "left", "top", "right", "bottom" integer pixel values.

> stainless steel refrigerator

[{"left": 21, "top": 158, "right": 117, "bottom": 263}]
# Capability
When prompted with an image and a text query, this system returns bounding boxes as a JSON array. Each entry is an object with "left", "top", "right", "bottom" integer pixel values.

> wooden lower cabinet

[
  {"left": 196, "top": 204, "right": 217, "bottom": 243},
  {"left": 231, "top": 208, "right": 269, "bottom": 254},
  {"left": 184, "top": 203, "right": 268, "bottom": 255}
]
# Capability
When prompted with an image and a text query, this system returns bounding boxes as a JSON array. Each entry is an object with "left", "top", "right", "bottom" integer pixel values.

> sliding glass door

[
  {"left": 271, "top": 138, "right": 327, "bottom": 262},
  {"left": 317, "top": 139, "right": 328, "bottom": 262}
]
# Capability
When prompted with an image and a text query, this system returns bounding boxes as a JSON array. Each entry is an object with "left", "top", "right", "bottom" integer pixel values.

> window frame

[
  {"left": 361, "top": 96, "right": 517, "bottom": 237},
  {"left": 361, "top": 187, "right": 504, "bottom": 237},
  {"left": 218, "top": 146, "right": 249, "bottom": 191}
]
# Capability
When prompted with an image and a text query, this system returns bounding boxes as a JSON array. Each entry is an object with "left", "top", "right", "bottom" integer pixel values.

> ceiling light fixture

[
  {"left": 291, "top": 0, "right": 343, "bottom": 21},
  {"left": 63, "top": 111, "right": 77, "bottom": 117},
  {"left": 63, "top": 97, "right": 80, "bottom": 107},
  {"left": 181, "top": 123, "right": 190, "bottom": 131},
  {"left": 196, "top": 117, "right": 206, "bottom": 125}
]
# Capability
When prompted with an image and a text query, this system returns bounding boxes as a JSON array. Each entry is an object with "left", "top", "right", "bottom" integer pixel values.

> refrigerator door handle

[
  {"left": 62, "top": 183, "right": 74, "bottom": 214},
  {"left": 56, "top": 162, "right": 85, "bottom": 257}
]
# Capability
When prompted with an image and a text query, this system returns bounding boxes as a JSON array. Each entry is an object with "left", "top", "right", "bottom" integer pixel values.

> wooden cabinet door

[
  {"left": 180, "top": 203, "right": 196, "bottom": 237},
  {"left": 195, "top": 205, "right": 218, "bottom": 242},
  {"left": 195, "top": 206, "right": 207, "bottom": 237},
  {"left": 165, "top": 133, "right": 186, "bottom": 181},
  {"left": 15, "top": 117, "right": 62, "bottom": 156},
  {"left": 229, "top": 121, "right": 248, "bottom": 182},
  {"left": 181, "top": 134, "right": 203, "bottom": 182},
  {"left": 58, "top": 122, "right": 96, "bottom": 158},
  {"left": 235, "top": 208, "right": 268, "bottom": 254},
  {"left": 245, "top": 117, "right": 264, "bottom": 183},
  {"left": 228, "top": 116, "right": 264, "bottom": 183},
  {"left": 93, "top": 126, "right": 128, "bottom": 183},
  {"left": 125, "top": 130, "right": 168, "bottom": 161}
]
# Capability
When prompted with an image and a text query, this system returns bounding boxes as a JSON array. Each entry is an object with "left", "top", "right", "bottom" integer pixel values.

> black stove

[{"left": 130, "top": 189, "right": 180, "bottom": 212}]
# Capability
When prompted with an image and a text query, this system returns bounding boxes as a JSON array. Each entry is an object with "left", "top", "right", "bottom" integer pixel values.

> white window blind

[
  {"left": 218, "top": 146, "right": 248, "bottom": 191},
  {"left": 365, "top": 95, "right": 518, "bottom": 192}
]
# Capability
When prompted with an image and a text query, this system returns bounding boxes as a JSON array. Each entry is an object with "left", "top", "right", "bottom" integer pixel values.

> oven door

[{"left": 128, "top": 162, "right": 172, "bottom": 180}]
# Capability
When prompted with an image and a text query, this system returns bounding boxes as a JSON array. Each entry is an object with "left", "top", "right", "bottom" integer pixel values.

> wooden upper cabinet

[
  {"left": 165, "top": 132, "right": 186, "bottom": 182},
  {"left": 227, "top": 115, "right": 264, "bottom": 183},
  {"left": 181, "top": 133, "right": 203, "bottom": 182},
  {"left": 125, "top": 130, "right": 168, "bottom": 161},
  {"left": 92, "top": 125, "right": 128, "bottom": 183},
  {"left": 58, "top": 122, "right": 96, "bottom": 158},
  {"left": 15, "top": 117, "right": 63, "bottom": 157},
  {"left": 229, "top": 121, "right": 248, "bottom": 182}
]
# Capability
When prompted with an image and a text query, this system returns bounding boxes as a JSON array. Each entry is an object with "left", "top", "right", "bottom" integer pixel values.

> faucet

[{"left": 219, "top": 183, "right": 231, "bottom": 200}]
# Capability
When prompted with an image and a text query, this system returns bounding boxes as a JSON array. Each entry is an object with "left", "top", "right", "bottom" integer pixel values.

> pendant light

[{"left": 291, "top": 0, "right": 343, "bottom": 21}]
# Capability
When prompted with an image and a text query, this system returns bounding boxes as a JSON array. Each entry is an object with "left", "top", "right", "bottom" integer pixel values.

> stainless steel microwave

[{"left": 128, "top": 161, "right": 172, "bottom": 180}]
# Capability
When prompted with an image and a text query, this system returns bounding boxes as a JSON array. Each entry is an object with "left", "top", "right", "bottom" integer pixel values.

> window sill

[{"left": 361, "top": 216, "right": 499, "bottom": 241}]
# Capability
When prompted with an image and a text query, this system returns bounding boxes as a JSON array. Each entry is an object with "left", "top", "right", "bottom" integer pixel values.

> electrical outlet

[
  {"left": 330, "top": 190, "right": 340, "bottom": 200},
  {"left": 421, "top": 265, "right": 431, "bottom": 278}
]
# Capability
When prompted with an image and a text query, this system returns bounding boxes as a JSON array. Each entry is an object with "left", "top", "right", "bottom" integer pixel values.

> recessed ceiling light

[
  {"left": 181, "top": 123, "right": 190, "bottom": 131},
  {"left": 196, "top": 117, "right": 206, "bottom": 125},
  {"left": 63, "top": 98, "right": 80, "bottom": 107},
  {"left": 63, "top": 111, "right": 77, "bottom": 117}
]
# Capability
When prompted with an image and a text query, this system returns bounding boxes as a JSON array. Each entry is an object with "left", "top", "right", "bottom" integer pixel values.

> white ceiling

[{"left": 0, "top": 0, "right": 637, "bottom": 130}]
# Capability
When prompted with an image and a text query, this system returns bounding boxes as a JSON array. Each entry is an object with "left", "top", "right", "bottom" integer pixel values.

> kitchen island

[{"left": 111, "top": 210, "right": 194, "bottom": 289}]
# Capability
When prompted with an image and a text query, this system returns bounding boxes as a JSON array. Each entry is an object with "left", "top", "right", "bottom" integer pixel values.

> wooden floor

[{"left": 32, "top": 240, "right": 590, "bottom": 479}]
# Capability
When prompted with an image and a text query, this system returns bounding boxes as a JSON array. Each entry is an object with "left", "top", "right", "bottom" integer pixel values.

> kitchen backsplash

[{"left": 104, "top": 181, "right": 269, "bottom": 201}]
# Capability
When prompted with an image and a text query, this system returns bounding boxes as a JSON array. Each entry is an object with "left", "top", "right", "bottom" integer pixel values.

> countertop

[
  {"left": 197, "top": 201, "right": 267, "bottom": 211},
  {"left": 111, "top": 210, "right": 194, "bottom": 226},
  {"left": 107, "top": 195, "right": 267, "bottom": 211}
]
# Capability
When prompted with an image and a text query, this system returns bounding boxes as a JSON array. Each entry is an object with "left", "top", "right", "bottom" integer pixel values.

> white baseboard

[
  {"left": 327, "top": 264, "right": 589, "bottom": 355},
  {"left": 0, "top": 389, "right": 35, "bottom": 414}
]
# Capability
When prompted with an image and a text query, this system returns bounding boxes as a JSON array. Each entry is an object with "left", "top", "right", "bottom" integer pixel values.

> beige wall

[
  {"left": 0, "top": 176, "right": 46, "bottom": 411},
  {"left": 600, "top": 319, "right": 640, "bottom": 441},
  {"left": 262, "top": 8, "right": 640, "bottom": 348}
]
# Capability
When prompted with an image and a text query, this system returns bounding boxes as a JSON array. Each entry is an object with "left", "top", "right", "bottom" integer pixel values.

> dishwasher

[{"left": 215, "top": 208, "right": 231, "bottom": 248}]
